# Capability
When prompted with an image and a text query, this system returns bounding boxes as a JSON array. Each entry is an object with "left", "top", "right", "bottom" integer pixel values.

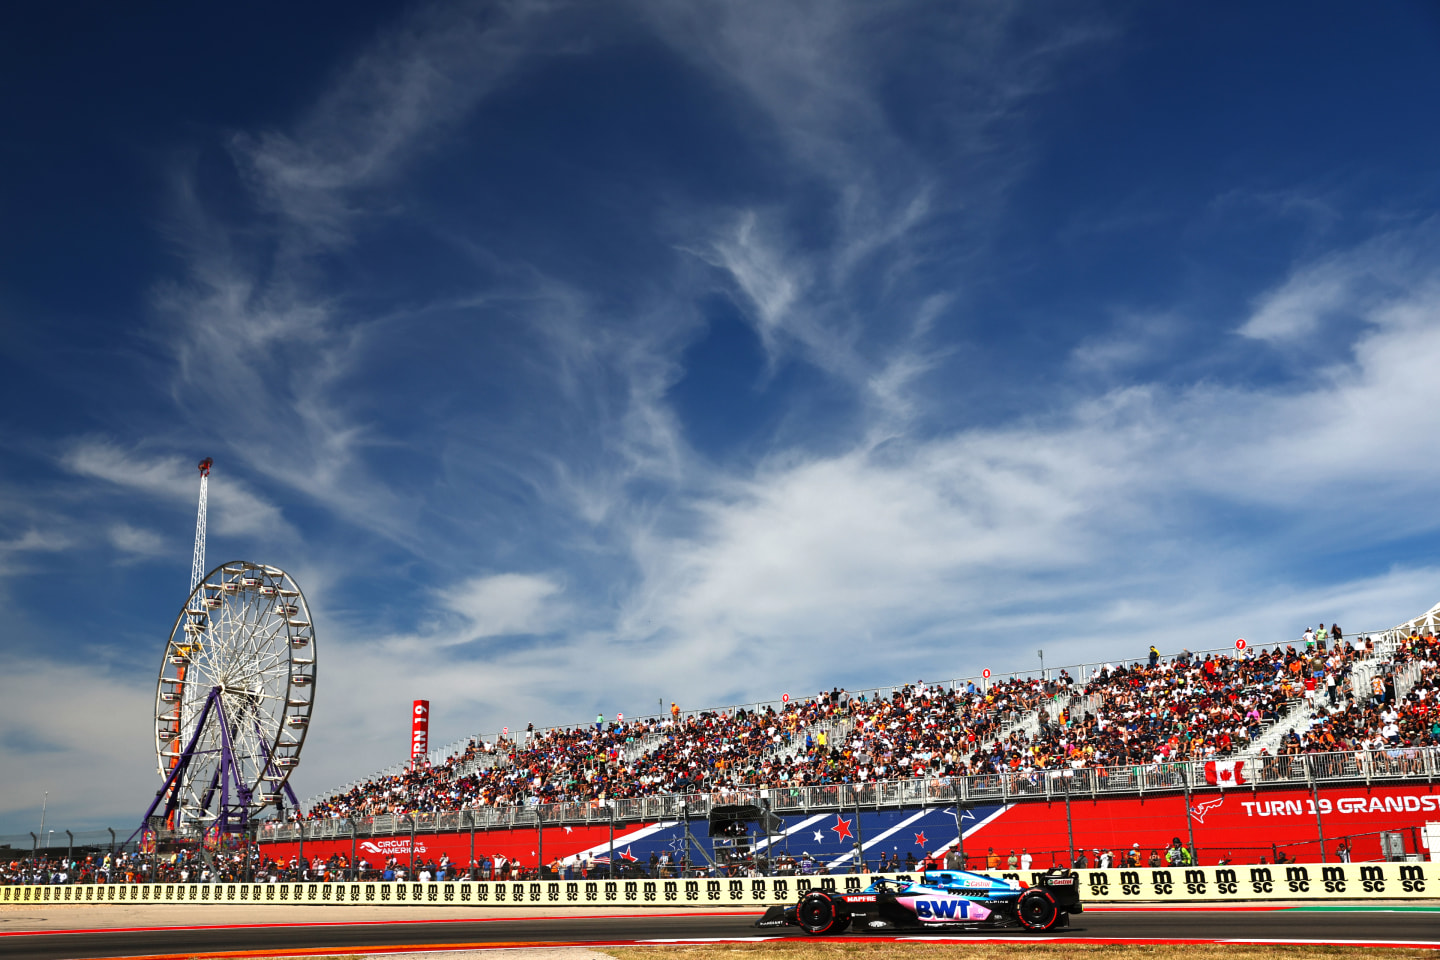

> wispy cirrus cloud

[
  {"left": 106, "top": 523, "right": 168, "bottom": 558},
  {"left": 143, "top": 1, "right": 591, "bottom": 554},
  {"left": 602, "top": 219, "right": 1440, "bottom": 697},
  {"left": 1239, "top": 222, "right": 1440, "bottom": 344},
  {"left": 439, "top": 572, "right": 566, "bottom": 643},
  {"left": 650, "top": 0, "right": 1110, "bottom": 439},
  {"left": 1069, "top": 310, "right": 1186, "bottom": 375},
  {"left": 62, "top": 440, "right": 292, "bottom": 539},
  {"left": 230, "top": 0, "right": 558, "bottom": 245},
  {"left": 0, "top": 528, "right": 70, "bottom": 581}
]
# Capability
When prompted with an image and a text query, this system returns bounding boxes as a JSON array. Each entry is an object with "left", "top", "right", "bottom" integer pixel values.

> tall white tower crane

[{"left": 190, "top": 458, "right": 212, "bottom": 611}]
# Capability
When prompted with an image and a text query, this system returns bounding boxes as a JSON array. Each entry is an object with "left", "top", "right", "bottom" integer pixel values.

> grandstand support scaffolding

[
  {"left": 681, "top": 801, "right": 717, "bottom": 871},
  {"left": 1308, "top": 758, "right": 1327, "bottom": 863},
  {"left": 1180, "top": 763, "right": 1197, "bottom": 863},
  {"left": 1051, "top": 770, "right": 1074, "bottom": 864},
  {"left": 853, "top": 790, "right": 865, "bottom": 863},
  {"left": 1395, "top": 601, "right": 1440, "bottom": 640}
]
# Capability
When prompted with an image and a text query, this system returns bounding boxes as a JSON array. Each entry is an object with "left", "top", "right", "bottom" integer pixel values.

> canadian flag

[{"left": 1204, "top": 759, "right": 1246, "bottom": 787}]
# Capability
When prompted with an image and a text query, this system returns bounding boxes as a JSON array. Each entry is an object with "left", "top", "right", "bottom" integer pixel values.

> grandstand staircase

[
  {"left": 618, "top": 730, "right": 669, "bottom": 763},
  {"left": 1392, "top": 661, "right": 1424, "bottom": 702},
  {"left": 985, "top": 710, "right": 1038, "bottom": 752},
  {"left": 1236, "top": 626, "right": 1409, "bottom": 760},
  {"left": 1236, "top": 699, "right": 1315, "bottom": 759},
  {"left": 761, "top": 716, "right": 854, "bottom": 765},
  {"left": 983, "top": 692, "right": 1077, "bottom": 752},
  {"left": 454, "top": 750, "right": 509, "bottom": 778}
]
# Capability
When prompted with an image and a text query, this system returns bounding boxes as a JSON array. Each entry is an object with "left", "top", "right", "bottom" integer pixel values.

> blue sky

[{"left": 3, "top": 1, "right": 1440, "bottom": 833}]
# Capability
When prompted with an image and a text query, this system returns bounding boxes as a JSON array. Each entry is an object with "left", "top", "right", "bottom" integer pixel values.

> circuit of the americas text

[{"left": 755, "top": 867, "right": 1082, "bottom": 934}]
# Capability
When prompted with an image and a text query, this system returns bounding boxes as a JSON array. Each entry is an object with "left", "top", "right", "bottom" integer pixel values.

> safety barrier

[
  {"left": 0, "top": 873, "right": 901, "bottom": 908},
  {"left": 4, "top": 862, "right": 1438, "bottom": 906},
  {"left": 1073, "top": 860, "right": 1438, "bottom": 902}
]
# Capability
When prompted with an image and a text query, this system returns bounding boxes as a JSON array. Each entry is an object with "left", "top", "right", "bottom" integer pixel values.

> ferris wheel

[{"left": 150, "top": 561, "right": 316, "bottom": 836}]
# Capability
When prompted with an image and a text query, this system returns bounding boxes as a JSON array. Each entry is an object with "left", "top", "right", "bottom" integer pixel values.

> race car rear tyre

[
  {"left": 1017, "top": 888, "right": 1060, "bottom": 931},
  {"left": 796, "top": 891, "right": 849, "bottom": 935}
]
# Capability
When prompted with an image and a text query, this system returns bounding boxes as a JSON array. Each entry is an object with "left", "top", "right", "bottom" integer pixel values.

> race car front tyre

[
  {"left": 1017, "top": 888, "right": 1061, "bottom": 931},
  {"left": 795, "top": 891, "right": 851, "bottom": 935}
]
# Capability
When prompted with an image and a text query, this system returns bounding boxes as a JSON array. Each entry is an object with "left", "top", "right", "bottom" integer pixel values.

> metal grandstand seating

[{"left": 287, "top": 607, "right": 1436, "bottom": 836}]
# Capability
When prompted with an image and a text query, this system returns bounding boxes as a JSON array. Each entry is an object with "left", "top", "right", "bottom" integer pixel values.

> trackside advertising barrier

[{"left": 5, "top": 862, "right": 1440, "bottom": 905}]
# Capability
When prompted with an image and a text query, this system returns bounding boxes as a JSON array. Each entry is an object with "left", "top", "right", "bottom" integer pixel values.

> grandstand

[{"left": 267, "top": 602, "right": 1440, "bottom": 845}]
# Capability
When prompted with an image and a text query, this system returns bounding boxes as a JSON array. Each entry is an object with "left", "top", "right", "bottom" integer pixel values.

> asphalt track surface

[{"left": 6, "top": 907, "right": 1440, "bottom": 959}]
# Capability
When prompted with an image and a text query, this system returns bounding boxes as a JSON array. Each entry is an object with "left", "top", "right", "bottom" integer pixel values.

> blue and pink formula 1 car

[{"left": 755, "top": 868, "right": 1083, "bottom": 935}]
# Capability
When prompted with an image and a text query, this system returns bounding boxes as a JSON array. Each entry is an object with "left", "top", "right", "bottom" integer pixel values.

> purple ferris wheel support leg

[
  {"left": 128, "top": 686, "right": 222, "bottom": 846},
  {"left": 213, "top": 694, "right": 255, "bottom": 837}
]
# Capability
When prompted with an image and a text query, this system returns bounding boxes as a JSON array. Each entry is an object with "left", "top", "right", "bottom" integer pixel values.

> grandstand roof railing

[
  {"left": 298, "top": 626, "right": 1401, "bottom": 810},
  {"left": 265, "top": 742, "right": 1435, "bottom": 844}
]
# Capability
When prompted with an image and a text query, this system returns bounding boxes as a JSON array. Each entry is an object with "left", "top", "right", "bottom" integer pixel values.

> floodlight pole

[
  {"left": 1063, "top": 773, "right": 1075, "bottom": 868},
  {"left": 1182, "top": 763, "right": 1197, "bottom": 863}
]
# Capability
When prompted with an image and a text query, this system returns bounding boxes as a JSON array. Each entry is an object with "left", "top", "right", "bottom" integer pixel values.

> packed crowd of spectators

[
  {"left": 287, "top": 625, "right": 1440, "bottom": 823},
  {"left": 300, "top": 678, "right": 1063, "bottom": 822},
  {"left": 1280, "top": 628, "right": 1440, "bottom": 754},
  {"left": 1022, "top": 641, "right": 1354, "bottom": 767},
  {"left": 1, "top": 848, "right": 259, "bottom": 885}
]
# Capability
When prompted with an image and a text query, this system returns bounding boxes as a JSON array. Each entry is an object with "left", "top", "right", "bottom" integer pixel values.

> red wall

[
  {"left": 259, "top": 782, "right": 1440, "bottom": 869},
  {"left": 260, "top": 822, "right": 643, "bottom": 869},
  {"left": 969, "top": 782, "right": 1440, "bottom": 866}
]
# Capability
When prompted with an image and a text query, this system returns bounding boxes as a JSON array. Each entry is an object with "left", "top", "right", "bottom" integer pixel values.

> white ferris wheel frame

[{"left": 154, "top": 560, "right": 316, "bottom": 831}]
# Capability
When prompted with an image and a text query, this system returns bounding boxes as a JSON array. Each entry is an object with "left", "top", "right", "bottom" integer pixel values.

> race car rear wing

[{"left": 1037, "top": 868, "right": 1083, "bottom": 913}]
